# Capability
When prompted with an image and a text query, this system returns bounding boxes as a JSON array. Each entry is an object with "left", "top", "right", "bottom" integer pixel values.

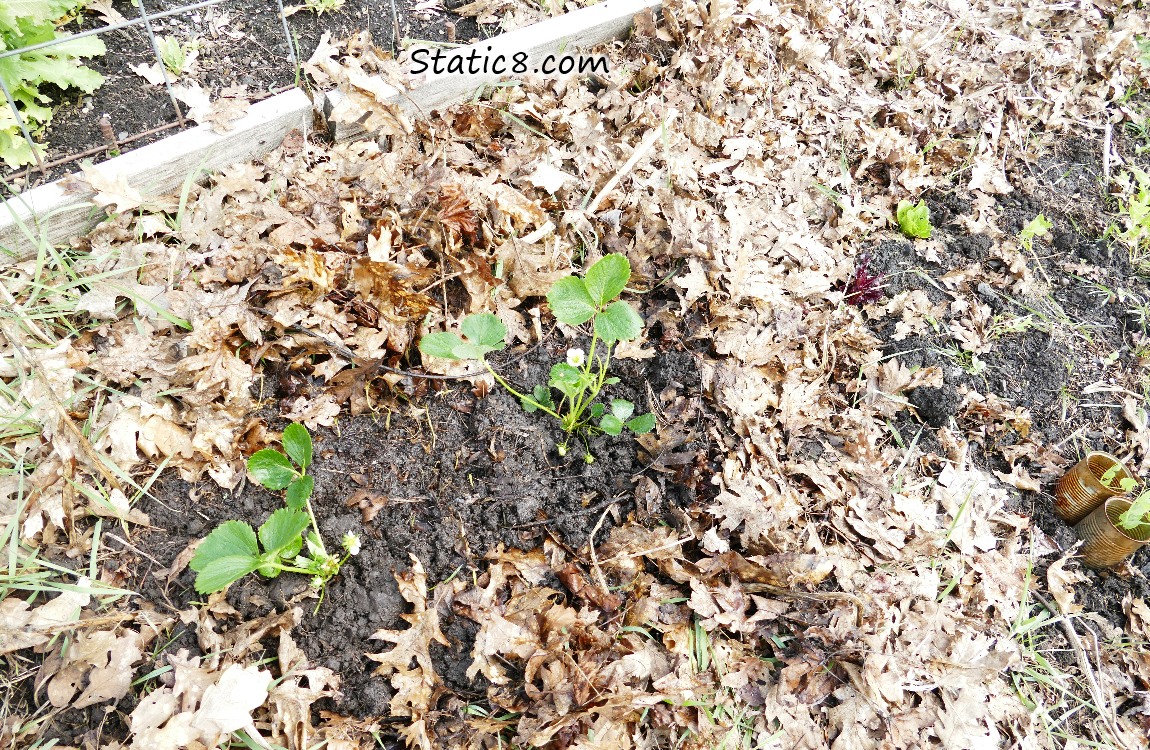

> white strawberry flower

[{"left": 566, "top": 347, "right": 586, "bottom": 367}]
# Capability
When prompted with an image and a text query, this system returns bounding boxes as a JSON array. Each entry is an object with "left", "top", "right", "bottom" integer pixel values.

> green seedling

[
  {"left": 1113, "top": 168, "right": 1150, "bottom": 274},
  {"left": 896, "top": 199, "right": 932, "bottom": 239},
  {"left": 190, "top": 423, "right": 358, "bottom": 596},
  {"left": 304, "top": 0, "right": 346, "bottom": 13},
  {"left": 419, "top": 253, "right": 655, "bottom": 462},
  {"left": 155, "top": 35, "right": 199, "bottom": 76},
  {"left": 1098, "top": 462, "right": 1135, "bottom": 493},
  {"left": 1097, "top": 462, "right": 1150, "bottom": 531},
  {"left": 1018, "top": 214, "right": 1053, "bottom": 252},
  {"left": 1118, "top": 486, "right": 1150, "bottom": 531}
]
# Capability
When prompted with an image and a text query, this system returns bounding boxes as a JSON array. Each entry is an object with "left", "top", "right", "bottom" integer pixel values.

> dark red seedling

[{"left": 845, "top": 254, "right": 886, "bottom": 306}]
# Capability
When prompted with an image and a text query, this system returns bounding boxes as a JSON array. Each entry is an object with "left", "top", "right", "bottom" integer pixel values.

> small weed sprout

[
  {"left": 190, "top": 423, "right": 357, "bottom": 596},
  {"left": 1018, "top": 214, "right": 1053, "bottom": 252},
  {"left": 1118, "top": 485, "right": 1150, "bottom": 531},
  {"left": 155, "top": 35, "right": 199, "bottom": 76},
  {"left": 844, "top": 253, "right": 885, "bottom": 306},
  {"left": 284, "top": 0, "right": 346, "bottom": 16},
  {"left": 896, "top": 199, "right": 932, "bottom": 239},
  {"left": 419, "top": 254, "right": 655, "bottom": 462}
]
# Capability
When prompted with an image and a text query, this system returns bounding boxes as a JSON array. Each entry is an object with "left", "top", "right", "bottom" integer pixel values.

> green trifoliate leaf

[
  {"left": 594, "top": 301, "right": 643, "bottom": 343},
  {"left": 461, "top": 313, "right": 507, "bottom": 350},
  {"left": 258, "top": 508, "right": 310, "bottom": 562},
  {"left": 547, "top": 276, "right": 597, "bottom": 325},
  {"left": 610, "top": 399, "right": 635, "bottom": 420},
  {"left": 194, "top": 556, "right": 263, "bottom": 593},
  {"left": 420, "top": 315, "right": 506, "bottom": 361},
  {"left": 523, "top": 384, "right": 553, "bottom": 413},
  {"left": 584, "top": 254, "right": 631, "bottom": 307},
  {"left": 281, "top": 422, "right": 312, "bottom": 470},
  {"left": 599, "top": 414, "right": 624, "bottom": 435},
  {"left": 285, "top": 475, "right": 315, "bottom": 511},
  {"left": 626, "top": 413, "right": 656, "bottom": 434},
  {"left": 191, "top": 521, "right": 259, "bottom": 571},
  {"left": 419, "top": 332, "right": 466, "bottom": 360},
  {"left": 549, "top": 362, "right": 584, "bottom": 400},
  {"left": 191, "top": 521, "right": 262, "bottom": 593},
  {"left": 248, "top": 449, "right": 296, "bottom": 490},
  {"left": 896, "top": 199, "right": 932, "bottom": 239}
]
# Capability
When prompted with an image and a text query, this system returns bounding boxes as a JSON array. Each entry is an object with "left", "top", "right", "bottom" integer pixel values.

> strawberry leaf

[
  {"left": 282, "top": 423, "right": 312, "bottom": 470},
  {"left": 248, "top": 450, "right": 295, "bottom": 490},
  {"left": 285, "top": 475, "right": 315, "bottom": 510}
]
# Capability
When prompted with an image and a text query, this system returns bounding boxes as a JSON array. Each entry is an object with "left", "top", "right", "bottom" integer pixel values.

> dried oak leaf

[
  {"left": 128, "top": 658, "right": 273, "bottom": 750},
  {"left": 437, "top": 184, "right": 479, "bottom": 239},
  {"left": 0, "top": 585, "right": 90, "bottom": 655},
  {"left": 80, "top": 163, "right": 144, "bottom": 214},
  {"left": 366, "top": 555, "right": 451, "bottom": 740},
  {"left": 269, "top": 630, "right": 341, "bottom": 750},
  {"left": 44, "top": 628, "right": 143, "bottom": 709}
]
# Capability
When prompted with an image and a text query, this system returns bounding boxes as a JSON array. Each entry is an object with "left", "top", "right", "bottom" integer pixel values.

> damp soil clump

[{"left": 130, "top": 346, "right": 724, "bottom": 717}]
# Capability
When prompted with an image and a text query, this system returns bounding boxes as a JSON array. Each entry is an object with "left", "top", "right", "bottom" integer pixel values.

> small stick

[
  {"left": 585, "top": 110, "right": 678, "bottom": 215},
  {"left": 587, "top": 504, "right": 613, "bottom": 591},
  {"left": 1103, "top": 122, "right": 1113, "bottom": 184},
  {"left": 1031, "top": 589, "right": 1129, "bottom": 749},
  {"left": 743, "top": 582, "right": 866, "bottom": 628}
]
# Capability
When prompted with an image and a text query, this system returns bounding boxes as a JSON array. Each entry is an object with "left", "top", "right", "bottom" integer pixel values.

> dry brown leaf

[{"left": 80, "top": 163, "right": 144, "bottom": 214}]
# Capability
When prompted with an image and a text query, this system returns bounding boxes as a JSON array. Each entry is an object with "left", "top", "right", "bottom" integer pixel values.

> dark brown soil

[
  {"left": 866, "top": 132, "right": 1150, "bottom": 626},
  {"left": 7, "top": 0, "right": 492, "bottom": 186},
  {"left": 116, "top": 347, "right": 719, "bottom": 721}
]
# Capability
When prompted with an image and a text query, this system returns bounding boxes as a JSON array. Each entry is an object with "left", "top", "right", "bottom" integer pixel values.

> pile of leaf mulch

[{"left": 5, "top": 1, "right": 1150, "bottom": 748}]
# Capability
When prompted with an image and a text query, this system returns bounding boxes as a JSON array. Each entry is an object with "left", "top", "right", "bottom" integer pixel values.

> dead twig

[
  {"left": 743, "top": 582, "right": 866, "bottom": 628},
  {"left": 1031, "top": 589, "right": 1131, "bottom": 749},
  {"left": 585, "top": 110, "right": 678, "bottom": 215}
]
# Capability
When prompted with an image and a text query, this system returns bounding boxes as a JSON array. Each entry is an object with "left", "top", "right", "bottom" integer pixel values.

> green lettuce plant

[
  {"left": 896, "top": 199, "right": 932, "bottom": 239},
  {"left": 419, "top": 253, "right": 655, "bottom": 462},
  {"left": 190, "top": 423, "right": 358, "bottom": 597},
  {"left": 0, "top": 0, "right": 106, "bottom": 167}
]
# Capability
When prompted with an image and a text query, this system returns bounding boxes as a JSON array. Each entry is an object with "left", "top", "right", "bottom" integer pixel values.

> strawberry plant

[
  {"left": 190, "top": 423, "right": 358, "bottom": 598},
  {"left": 0, "top": 0, "right": 106, "bottom": 167},
  {"left": 420, "top": 253, "right": 655, "bottom": 462}
]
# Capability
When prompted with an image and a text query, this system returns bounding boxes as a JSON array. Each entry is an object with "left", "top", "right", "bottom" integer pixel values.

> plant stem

[
  {"left": 568, "top": 328, "right": 602, "bottom": 427},
  {"left": 484, "top": 361, "right": 561, "bottom": 418},
  {"left": 275, "top": 564, "right": 320, "bottom": 576},
  {"left": 301, "top": 478, "right": 327, "bottom": 556}
]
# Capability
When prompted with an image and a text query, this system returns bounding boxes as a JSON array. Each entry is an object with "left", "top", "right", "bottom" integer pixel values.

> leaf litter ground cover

[{"left": 6, "top": 1, "right": 1150, "bottom": 748}]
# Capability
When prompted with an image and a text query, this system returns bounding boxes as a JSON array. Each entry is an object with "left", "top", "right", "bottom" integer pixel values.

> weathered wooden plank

[
  {"left": 324, "top": 0, "right": 662, "bottom": 143},
  {"left": 0, "top": 87, "right": 314, "bottom": 259}
]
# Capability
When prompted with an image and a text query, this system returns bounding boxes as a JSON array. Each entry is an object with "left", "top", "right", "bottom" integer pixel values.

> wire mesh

[{"left": 0, "top": 0, "right": 298, "bottom": 182}]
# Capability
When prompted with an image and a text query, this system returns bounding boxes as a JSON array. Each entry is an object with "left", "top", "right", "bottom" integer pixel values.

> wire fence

[{"left": 1, "top": 0, "right": 299, "bottom": 184}]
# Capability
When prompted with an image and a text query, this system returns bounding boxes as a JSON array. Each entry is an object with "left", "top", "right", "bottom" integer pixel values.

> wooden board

[
  {"left": 0, "top": 88, "right": 314, "bottom": 260},
  {"left": 323, "top": 0, "right": 662, "bottom": 142}
]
